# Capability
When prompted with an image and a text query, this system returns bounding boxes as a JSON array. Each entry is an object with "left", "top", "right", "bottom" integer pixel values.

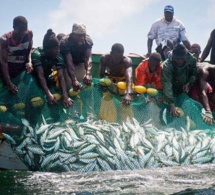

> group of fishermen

[{"left": 0, "top": 4, "right": 215, "bottom": 126}]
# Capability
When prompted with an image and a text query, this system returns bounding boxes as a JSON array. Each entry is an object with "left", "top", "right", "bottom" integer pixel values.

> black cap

[
  {"left": 43, "top": 29, "right": 59, "bottom": 50},
  {"left": 172, "top": 44, "right": 187, "bottom": 58}
]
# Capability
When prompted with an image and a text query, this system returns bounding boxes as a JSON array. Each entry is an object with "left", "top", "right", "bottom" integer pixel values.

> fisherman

[
  {"left": 60, "top": 23, "right": 93, "bottom": 90},
  {"left": 190, "top": 43, "right": 201, "bottom": 62},
  {"left": 146, "top": 5, "right": 190, "bottom": 57},
  {"left": 161, "top": 42, "right": 197, "bottom": 117},
  {"left": 32, "top": 29, "right": 73, "bottom": 108},
  {"left": 0, "top": 16, "right": 33, "bottom": 94},
  {"left": 99, "top": 43, "right": 133, "bottom": 105},
  {"left": 200, "top": 29, "right": 215, "bottom": 64},
  {"left": 189, "top": 63, "right": 215, "bottom": 125},
  {"left": 160, "top": 39, "right": 173, "bottom": 61},
  {"left": 135, "top": 52, "right": 162, "bottom": 90}
]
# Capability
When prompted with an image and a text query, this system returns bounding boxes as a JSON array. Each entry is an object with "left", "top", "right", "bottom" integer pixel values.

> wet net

[
  {"left": 0, "top": 71, "right": 213, "bottom": 131},
  {"left": 0, "top": 72, "right": 215, "bottom": 172}
]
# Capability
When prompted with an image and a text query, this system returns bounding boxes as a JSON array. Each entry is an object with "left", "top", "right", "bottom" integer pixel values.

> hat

[
  {"left": 72, "top": 23, "right": 86, "bottom": 34},
  {"left": 172, "top": 44, "right": 187, "bottom": 58},
  {"left": 43, "top": 29, "right": 59, "bottom": 50},
  {"left": 164, "top": 5, "right": 174, "bottom": 13}
]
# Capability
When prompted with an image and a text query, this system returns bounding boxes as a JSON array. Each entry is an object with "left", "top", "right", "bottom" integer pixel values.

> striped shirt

[{"left": 5, "top": 30, "right": 32, "bottom": 78}]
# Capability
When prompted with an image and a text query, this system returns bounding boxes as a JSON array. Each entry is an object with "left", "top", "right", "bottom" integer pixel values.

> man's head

[
  {"left": 172, "top": 43, "right": 187, "bottom": 66},
  {"left": 110, "top": 43, "right": 124, "bottom": 64},
  {"left": 43, "top": 29, "right": 59, "bottom": 58},
  {"left": 148, "top": 52, "right": 162, "bottom": 72},
  {"left": 71, "top": 23, "right": 86, "bottom": 45},
  {"left": 190, "top": 43, "right": 201, "bottom": 60},
  {"left": 13, "top": 16, "right": 28, "bottom": 40},
  {"left": 164, "top": 5, "right": 174, "bottom": 22},
  {"left": 57, "top": 33, "right": 65, "bottom": 41}
]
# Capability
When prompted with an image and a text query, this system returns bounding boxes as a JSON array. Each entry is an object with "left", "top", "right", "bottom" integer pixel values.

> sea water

[{"left": 0, "top": 164, "right": 215, "bottom": 195}]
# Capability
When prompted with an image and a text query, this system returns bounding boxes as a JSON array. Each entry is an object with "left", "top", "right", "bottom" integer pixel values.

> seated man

[
  {"left": 162, "top": 42, "right": 197, "bottom": 117},
  {"left": 60, "top": 23, "right": 93, "bottom": 91},
  {"left": 32, "top": 29, "right": 73, "bottom": 108},
  {"left": 0, "top": 16, "right": 33, "bottom": 93},
  {"left": 99, "top": 43, "right": 133, "bottom": 105},
  {"left": 135, "top": 52, "right": 162, "bottom": 90},
  {"left": 189, "top": 63, "right": 215, "bottom": 125}
]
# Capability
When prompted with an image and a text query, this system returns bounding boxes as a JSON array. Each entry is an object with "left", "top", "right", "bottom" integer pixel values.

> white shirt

[{"left": 147, "top": 17, "right": 189, "bottom": 45}]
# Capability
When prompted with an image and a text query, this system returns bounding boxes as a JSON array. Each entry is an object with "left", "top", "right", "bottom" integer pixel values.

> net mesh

[{"left": 0, "top": 71, "right": 214, "bottom": 131}]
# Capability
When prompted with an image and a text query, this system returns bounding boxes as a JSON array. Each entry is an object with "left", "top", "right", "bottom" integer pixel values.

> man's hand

[
  {"left": 73, "top": 80, "right": 82, "bottom": 91},
  {"left": 83, "top": 73, "right": 92, "bottom": 85},
  {"left": 62, "top": 97, "right": 74, "bottom": 108},
  {"left": 47, "top": 93, "right": 57, "bottom": 105},
  {"left": 183, "top": 83, "right": 191, "bottom": 93},
  {"left": 145, "top": 53, "right": 151, "bottom": 58},
  {"left": 123, "top": 93, "right": 132, "bottom": 105},
  {"left": 170, "top": 103, "right": 180, "bottom": 117},
  {"left": 8, "top": 82, "right": 18, "bottom": 94},
  {"left": 26, "top": 62, "right": 33, "bottom": 74},
  {"left": 203, "top": 110, "right": 214, "bottom": 125}
]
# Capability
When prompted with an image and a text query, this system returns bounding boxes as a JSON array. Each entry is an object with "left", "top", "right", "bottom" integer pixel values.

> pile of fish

[{"left": 2, "top": 115, "right": 215, "bottom": 172}]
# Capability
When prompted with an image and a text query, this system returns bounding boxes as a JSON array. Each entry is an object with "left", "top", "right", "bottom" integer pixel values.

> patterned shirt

[
  {"left": 161, "top": 52, "right": 197, "bottom": 103},
  {"left": 147, "top": 17, "right": 189, "bottom": 46},
  {"left": 5, "top": 30, "right": 32, "bottom": 78},
  {"left": 32, "top": 47, "right": 65, "bottom": 87},
  {"left": 60, "top": 34, "right": 93, "bottom": 65}
]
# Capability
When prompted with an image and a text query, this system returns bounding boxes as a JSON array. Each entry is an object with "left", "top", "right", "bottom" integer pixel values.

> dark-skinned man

[
  {"left": 99, "top": 43, "right": 133, "bottom": 105},
  {"left": 60, "top": 23, "right": 93, "bottom": 91},
  {"left": 32, "top": 29, "right": 73, "bottom": 108},
  {"left": 162, "top": 42, "right": 197, "bottom": 117},
  {"left": 146, "top": 5, "right": 190, "bottom": 58},
  {"left": 136, "top": 52, "right": 162, "bottom": 90},
  {"left": 0, "top": 16, "right": 33, "bottom": 94}
]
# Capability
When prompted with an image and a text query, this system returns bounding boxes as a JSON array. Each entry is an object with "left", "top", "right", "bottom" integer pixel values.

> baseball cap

[{"left": 164, "top": 5, "right": 174, "bottom": 13}]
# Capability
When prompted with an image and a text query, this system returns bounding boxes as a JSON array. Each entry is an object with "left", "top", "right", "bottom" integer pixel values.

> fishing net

[
  {"left": 0, "top": 71, "right": 214, "bottom": 132},
  {"left": 0, "top": 72, "right": 215, "bottom": 172}
]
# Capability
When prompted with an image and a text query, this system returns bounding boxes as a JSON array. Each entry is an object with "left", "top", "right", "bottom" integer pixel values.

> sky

[{"left": 0, "top": 0, "right": 215, "bottom": 58}]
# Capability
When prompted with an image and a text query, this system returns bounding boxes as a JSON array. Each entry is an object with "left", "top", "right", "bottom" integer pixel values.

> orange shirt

[{"left": 135, "top": 60, "right": 162, "bottom": 89}]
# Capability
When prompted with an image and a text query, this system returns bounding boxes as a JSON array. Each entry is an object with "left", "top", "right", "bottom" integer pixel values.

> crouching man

[{"left": 32, "top": 29, "right": 73, "bottom": 108}]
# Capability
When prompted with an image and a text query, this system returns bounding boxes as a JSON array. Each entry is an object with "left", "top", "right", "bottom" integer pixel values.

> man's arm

[
  {"left": 200, "top": 31, "right": 213, "bottom": 62},
  {"left": 199, "top": 68, "right": 213, "bottom": 125},
  {"left": 83, "top": 48, "right": 92, "bottom": 85},
  {"left": 146, "top": 38, "right": 153, "bottom": 57},
  {"left": 57, "top": 69, "right": 73, "bottom": 107},
  {"left": 64, "top": 53, "right": 82, "bottom": 91},
  {"left": 0, "top": 36, "right": 18, "bottom": 93},
  {"left": 99, "top": 55, "right": 106, "bottom": 78},
  {"left": 182, "top": 40, "right": 191, "bottom": 50},
  {"left": 26, "top": 31, "right": 33, "bottom": 73},
  {"left": 161, "top": 61, "right": 180, "bottom": 117},
  {"left": 34, "top": 66, "right": 56, "bottom": 105}
]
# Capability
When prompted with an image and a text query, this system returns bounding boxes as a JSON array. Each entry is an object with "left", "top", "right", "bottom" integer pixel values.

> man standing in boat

[
  {"left": 0, "top": 16, "right": 33, "bottom": 93},
  {"left": 146, "top": 5, "right": 190, "bottom": 57},
  {"left": 161, "top": 42, "right": 197, "bottom": 117},
  {"left": 99, "top": 43, "right": 133, "bottom": 105},
  {"left": 60, "top": 23, "right": 93, "bottom": 91}
]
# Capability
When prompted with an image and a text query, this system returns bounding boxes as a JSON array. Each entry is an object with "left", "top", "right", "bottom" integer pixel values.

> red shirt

[{"left": 135, "top": 59, "right": 162, "bottom": 89}]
